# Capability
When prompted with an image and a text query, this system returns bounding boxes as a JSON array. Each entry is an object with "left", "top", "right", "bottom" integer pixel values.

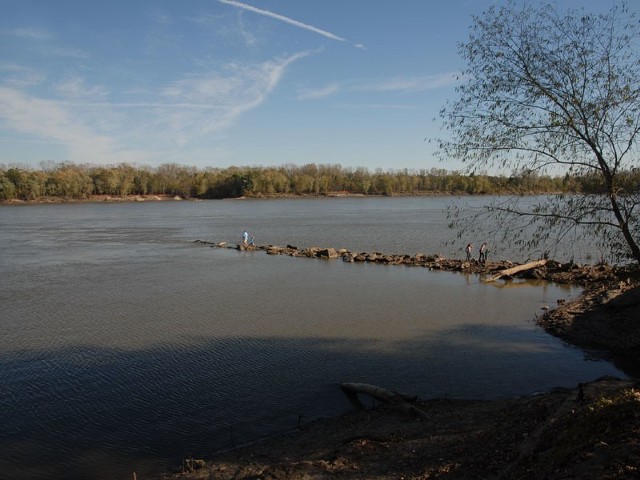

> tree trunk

[
  {"left": 340, "top": 383, "right": 428, "bottom": 418},
  {"left": 609, "top": 191, "right": 640, "bottom": 264},
  {"left": 484, "top": 259, "right": 548, "bottom": 282}
]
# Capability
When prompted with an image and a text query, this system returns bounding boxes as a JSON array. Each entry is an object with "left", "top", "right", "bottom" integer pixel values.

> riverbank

[
  {"left": 161, "top": 243, "right": 640, "bottom": 480},
  {"left": 0, "top": 190, "right": 526, "bottom": 205},
  {"left": 1, "top": 194, "right": 185, "bottom": 204},
  {"left": 160, "top": 377, "right": 638, "bottom": 480}
]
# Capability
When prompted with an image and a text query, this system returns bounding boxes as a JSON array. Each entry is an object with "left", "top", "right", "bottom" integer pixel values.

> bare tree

[{"left": 437, "top": 1, "right": 640, "bottom": 264}]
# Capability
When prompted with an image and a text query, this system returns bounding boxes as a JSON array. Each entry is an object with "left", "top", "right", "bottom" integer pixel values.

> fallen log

[
  {"left": 340, "top": 383, "right": 428, "bottom": 418},
  {"left": 484, "top": 259, "right": 548, "bottom": 283}
]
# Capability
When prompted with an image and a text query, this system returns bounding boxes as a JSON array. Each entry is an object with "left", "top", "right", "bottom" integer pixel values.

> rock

[
  {"left": 313, "top": 248, "right": 339, "bottom": 259},
  {"left": 377, "top": 255, "right": 395, "bottom": 264},
  {"left": 342, "top": 253, "right": 355, "bottom": 262}
]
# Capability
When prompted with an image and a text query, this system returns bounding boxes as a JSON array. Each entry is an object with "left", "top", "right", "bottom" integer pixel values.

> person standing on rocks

[
  {"left": 479, "top": 242, "right": 488, "bottom": 263},
  {"left": 242, "top": 230, "right": 249, "bottom": 247},
  {"left": 465, "top": 243, "right": 473, "bottom": 261}
]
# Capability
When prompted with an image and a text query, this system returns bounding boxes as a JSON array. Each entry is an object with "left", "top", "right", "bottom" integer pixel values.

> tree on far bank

[{"left": 437, "top": 1, "right": 640, "bottom": 264}]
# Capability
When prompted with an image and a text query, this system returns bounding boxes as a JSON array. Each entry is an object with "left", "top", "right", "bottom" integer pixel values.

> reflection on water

[{"left": 0, "top": 199, "right": 625, "bottom": 480}]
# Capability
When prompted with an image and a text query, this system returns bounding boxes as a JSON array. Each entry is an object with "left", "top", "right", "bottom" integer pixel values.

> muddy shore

[
  {"left": 161, "top": 378, "right": 639, "bottom": 480},
  {"left": 156, "top": 243, "right": 640, "bottom": 479}
]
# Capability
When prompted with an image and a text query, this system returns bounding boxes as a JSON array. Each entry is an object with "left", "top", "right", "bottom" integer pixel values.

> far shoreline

[{"left": 0, "top": 190, "right": 561, "bottom": 206}]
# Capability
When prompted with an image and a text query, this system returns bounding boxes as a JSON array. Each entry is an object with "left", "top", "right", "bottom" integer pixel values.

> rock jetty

[{"left": 193, "top": 240, "right": 620, "bottom": 286}]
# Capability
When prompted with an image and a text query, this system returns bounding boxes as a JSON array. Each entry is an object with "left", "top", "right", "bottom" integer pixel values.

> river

[{"left": 0, "top": 197, "right": 625, "bottom": 479}]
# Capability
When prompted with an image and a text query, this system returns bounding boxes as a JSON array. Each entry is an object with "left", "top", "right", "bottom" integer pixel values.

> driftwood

[
  {"left": 484, "top": 259, "right": 548, "bottom": 283},
  {"left": 340, "top": 383, "right": 428, "bottom": 418}
]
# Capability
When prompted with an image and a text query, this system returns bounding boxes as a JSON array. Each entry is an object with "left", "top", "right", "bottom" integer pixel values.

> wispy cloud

[
  {"left": 358, "top": 73, "right": 461, "bottom": 93},
  {"left": 297, "top": 72, "right": 460, "bottom": 102},
  {"left": 231, "top": 10, "right": 259, "bottom": 47},
  {"left": 219, "top": 0, "right": 346, "bottom": 42},
  {"left": 1, "top": 27, "right": 51, "bottom": 40},
  {"left": 159, "top": 51, "right": 309, "bottom": 136},
  {"left": 0, "top": 52, "right": 309, "bottom": 163},
  {"left": 1, "top": 27, "right": 87, "bottom": 58},
  {"left": 336, "top": 102, "right": 416, "bottom": 110},
  {"left": 55, "top": 76, "right": 109, "bottom": 99},
  {"left": 297, "top": 83, "right": 340, "bottom": 100},
  {"left": 188, "top": 12, "right": 258, "bottom": 47},
  {"left": 0, "top": 63, "right": 46, "bottom": 88},
  {"left": 0, "top": 86, "right": 143, "bottom": 164},
  {"left": 151, "top": 13, "right": 173, "bottom": 25}
]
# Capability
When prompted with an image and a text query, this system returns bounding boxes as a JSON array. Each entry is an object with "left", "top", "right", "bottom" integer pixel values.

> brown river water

[{"left": 0, "top": 197, "right": 625, "bottom": 479}]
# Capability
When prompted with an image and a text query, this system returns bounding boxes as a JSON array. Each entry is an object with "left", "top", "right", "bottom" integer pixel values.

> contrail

[{"left": 219, "top": 0, "right": 346, "bottom": 42}]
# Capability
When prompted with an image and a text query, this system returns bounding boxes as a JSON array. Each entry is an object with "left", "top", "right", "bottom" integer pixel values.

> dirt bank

[
  {"left": 163, "top": 245, "right": 640, "bottom": 479},
  {"left": 537, "top": 270, "right": 640, "bottom": 375},
  {"left": 160, "top": 378, "right": 639, "bottom": 480}
]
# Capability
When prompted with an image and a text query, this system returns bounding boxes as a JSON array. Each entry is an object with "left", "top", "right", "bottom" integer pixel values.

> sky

[{"left": 0, "top": 0, "right": 627, "bottom": 172}]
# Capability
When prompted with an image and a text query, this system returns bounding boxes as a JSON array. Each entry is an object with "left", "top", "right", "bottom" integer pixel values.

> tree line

[{"left": 0, "top": 162, "right": 633, "bottom": 201}]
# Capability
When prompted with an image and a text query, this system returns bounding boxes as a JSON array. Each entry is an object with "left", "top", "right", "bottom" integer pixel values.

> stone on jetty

[{"left": 318, "top": 248, "right": 339, "bottom": 259}]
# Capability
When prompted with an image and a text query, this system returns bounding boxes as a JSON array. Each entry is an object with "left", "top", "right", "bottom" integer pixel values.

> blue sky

[{"left": 0, "top": 0, "right": 625, "bottom": 172}]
